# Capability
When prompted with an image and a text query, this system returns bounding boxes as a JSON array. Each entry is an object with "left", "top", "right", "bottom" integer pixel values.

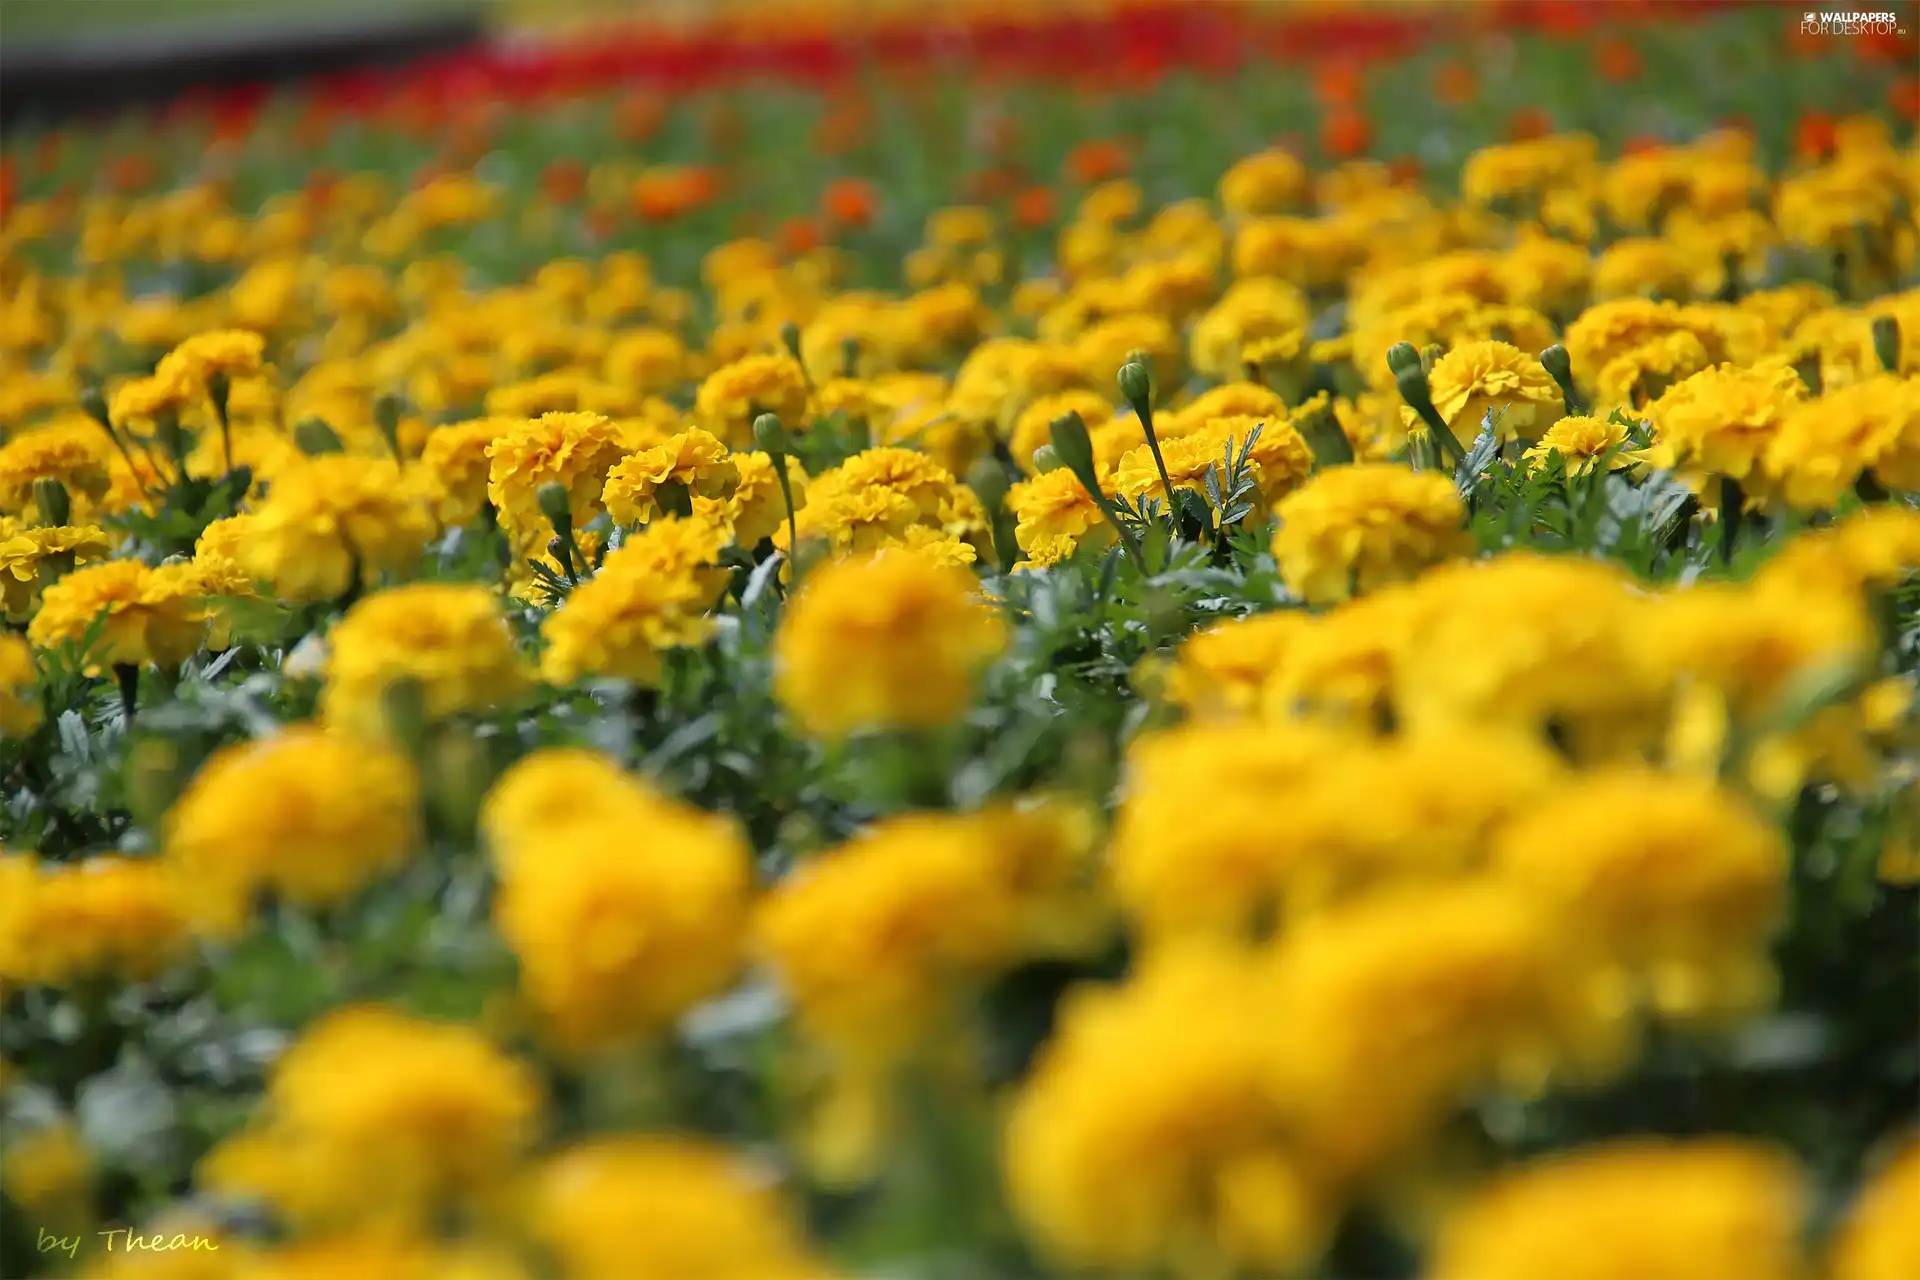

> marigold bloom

[
  {"left": 1763, "top": 376, "right": 1920, "bottom": 508},
  {"left": 529, "top": 1138, "right": 838, "bottom": 1280},
  {"left": 479, "top": 747, "right": 671, "bottom": 873},
  {"left": 1523, "top": 414, "right": 1632, "bottom": 475},
  {"left": 0, "top": 420, "right": 114, "bottom": 517},
  {"left": 1645, "top": 361, "right": 1808, "bottom": 488},
  {"left": 320, "top": 583, "right": 527, "bottom": 742},
  {"left": 240, "top": 455, "right": 438, "bottom": 603},
  {"left": 1006, "top": 468, "right": 1112, "bottom": 569},
  {"left": 1219, "top": 148, "right": 1309, "bottom": 216},
  {"left": 484, "top": 410, "right": 634, "bottom": 543},
  {"left": 1421, "top": 340, "right": 1561, "bottom": 443},
  {"left": 0, "top": 854, "right": 190, "bottom": 987},
  {"left": 418, "top": 418, "right": 514, "bottom": 526},
  {"left": 1162, "top": 612, "right": 1311, "bottom": 722},
  {"left": 495, "top": 800, "right": 752, "bottom": 1055},
  {"left": 0, "top": 1120, "right": 90, "bottom": 1226},
  {"left": 0, "top": 633, "right": 39, "bottom": 738},
  {"left": 27, "top": 557, "right": 206, "bottom": 670},
  {"left": 1429, "top": 1140, "right": 1807, "bottom": 1280},
  {"left": 155, "top": 329, "right": 265, "bottom": 387},
  {"left": 773, "top": 548, "right": 1004, "bottom": 741},
  {"left": 1829, "top": 1141, "right": 1920, "bottom": 1280},
  {"left": 601, "top": 427, "right": 738, "bottom": 527},
  {"left": 694, "top": 352, "right": 809, "bottom": 448},
  {"left": 202, "top": 1006, "right": 541, "bottom": 1233},
  {"left": 1270, "top": 464, "right": 1471, "bottom": 605},
  {"left": 1005, "top": 946, "right": 1330, "bottom": 1278},
  {"left": 538, "top": 518, "right": 724, "bottom": 687},
  {"left": 162, "top": 727, "right": 420, "bottom": 936}
]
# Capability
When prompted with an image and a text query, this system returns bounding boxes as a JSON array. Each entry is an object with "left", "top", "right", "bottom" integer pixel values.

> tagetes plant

[{"left": 1, "top": 1, "right": 1918, "bottom": 1278}]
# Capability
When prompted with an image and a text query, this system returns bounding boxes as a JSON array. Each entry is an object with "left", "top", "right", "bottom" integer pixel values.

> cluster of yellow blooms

[{"left": 2, "top": 100, "right": 1920, "bottom": 1279}]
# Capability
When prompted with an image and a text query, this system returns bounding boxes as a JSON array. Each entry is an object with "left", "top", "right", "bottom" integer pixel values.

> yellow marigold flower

[
  {"left": 0, "top": 1120, "right": 91, "bottom": 1226},
  {"left": 484, "top": 410, "right": 634, "bottom": 543},
  {"left": 1270, "top": 464, "right": 1470, "bottom": 605},
  {"left": 1005, "top": 945, "right": 1331, "bottom": 1279},
  {"left": 493, "top": 802, "right": 752, "bottom": 1055},
  {"left": 1393, "top": 554, "right": 1670, "bottom": 761},
  {"left": 1561, "top": 297, "right": 1690, "bottom": 391},
  {"left": 1494, "top": 768, "right": 1786, "bottom": 1024},
  {"left": 604, "top": 326, "right": 689, "bottom": 396},
  {"left": 601, "top": 427, "right": 738, "bottom": 527},
  {"left": 773, "top": 548, "right": 1004, "bottom": 741},
  {"left": 1006, "top": 468, "right": 1113, "bottom": 570},
  {"left": 1763, "top": 376, "right": 1920, "bottom": 508},
  {"left": 695, "top": 352, "right": 809, "bottom": 448},
  {"left": 1523, "top": 414, "right": 1632, "bottom": 475},
  {"left": 420, "top": 418, "right": 514, "bottom": 526},
  {"left": 1113, "top": 431, "right": 1229, "bottom": 508},
  {"left": 1232, "top": 216, "right": 1366, "bottom": 291},
  {"left": 538, "top": 523, "right": 722, "bottom": 687},
  {"left": 0, "top": 854, "right": 190, "bottom": 986},
  {"left": 727, "top": 450, "right": 810, "bottom": 547},
  {"left": 0, "top": 420, "right": 114, "bottom": 517},
  {"left": 479, "top": 746, "right": 669, "bottom": 874},
  {"left": 240, "top": 455, "right": 438, "bottom": 603},
  {"left": 1162, "top": 611, "right": 1311, "bottom": 721},
  {"left": 1829, "top": 1141, "right": 1920, "bottom": 1280},
  {"left": 1595, "top": 329, "right": 1715, "bottom": 410},
  {"left": 0, "top": 632, "right": 39, "bottom": 737},
  {"left": 1220, "top": 147, "right": 1309, "bottom": 216},
  {"left": 1008, "top": 389, "right": 1114, "bottom": 472},
  {"left": 26, "top": 557, "right": 206, "bottom": 670},
  {"left": 528, "top": 1138, "right": 838, "bottom": 1280},
  {"left": 1592, "top": 235, "right": 1695, "bottom": 301},
  {"left": 202, "top": 1006, "right": 541, "bottom": 1234},
  {"left": 320, "top": 584, "right": 527, "bottom": 743},
  {"left": 1074, "top": 313, "right": 1182, "bottom": 396},
  {"left": 785, "top": 447, "right": 984, "bottom": 560},
  {"left": 1110, "top": 722, "right": 1355, "bottom": 943},
  {"left": 484, "top": 373, "right": 639, "bottom": 420},
  {"left": 156, "top": 329, "right": 265, "bottom": 389},
  {"left": 1757, "top": 505, "right": 1920, "bottom": 599},
  {"left": 1271, "top": 883, "right": 1631, "bottom": 1179},
  {"left": 1190, "top": 279, "right": 1313, "bottom": 384},
  {"left": 1, "top": 523, "right": 112, "bottom": 619},
  {"left": 1168, "top": 382, "right": 1292, "bottom": 437},
  {"left": 162, "top": 727, "right": 420, "bottom": 937},
  {"left": 1421, "top": 340, "right": 1561, "bottom": 444},
  {"left": 1500, "top": 228, "right": 1593, "bottom": 316},
  {"left": 1646, "top": 361, "right": 1809, "bottom": 487},
  {"left": 109, "top": 369, "right": 193, "bottom": 428},
  {"left": 1428, "top": 1140, "right": 1807, "bottom": 1280},
  {"left": 1460, "top": 135, "right": 1599, "bottom": 207}
]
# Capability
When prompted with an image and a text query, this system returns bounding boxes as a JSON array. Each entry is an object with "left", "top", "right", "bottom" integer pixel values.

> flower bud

[
  {"left": 1117, "top": 359, "right": 1153, "bottom": 408},
  {"left": 966, "top": 455, "right": 1009, "bottom": 514},
  {"left": 654, "top": 478, "right": 693, "bottom": 519},
  {"left": 375, "top": 393, "right": 405, "bottom": 460},
  {"left": 80, "top": 385, "right": 111, "bottom": 429},
  {"left": 293, "top": 418, "right": 344, "bottom": 455},
  {"left": 31, "top": 476, "right": 70, "bottom": 527},
  {"left": 780, "top": 321, "right": 803, "bottom": 363},
  {"left": 1031, "top": 444, "right": 1063, "bottom": 474},
  {"left": 380, "top": 675, "right": 430, "bottom": 758},
  {"left": 1872, "top": 315, "right": 1901, "bottom": 374},
  {"left": 753, "top": 412, "right": 789, "bottom": 455},
  {"left": 1049, "top": 411, "right": 1101, "bottom": 496},
  {"left": 1385, "top": 341, "right": 1423, "bottom": 382},
  {"left": 207, "top": 370, "right": 232, "bottom": 422},
  {"left": 536, "top": 481, "right": 574, "bottom": 536}
]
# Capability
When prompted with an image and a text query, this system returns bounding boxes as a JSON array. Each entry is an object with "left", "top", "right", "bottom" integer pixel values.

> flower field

[{"left": 3, "top": 0, "right": 1920, "bottom": 1276}]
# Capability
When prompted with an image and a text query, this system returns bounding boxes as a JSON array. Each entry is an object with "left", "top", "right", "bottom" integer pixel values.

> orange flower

[
  {"left": 1892, "top": 75, "right": 1920, "bottom": 122},
  {"left": 1066, "top": 139, "right": 1130, "bottom": 186},
  {"left": 614, "top": 90, "right": 665, "bottom": 144},
  {"left": 541, "top": 159, "right": 585, "bottom": 206},
  {"left": 822, "top": 177, "right": 877, "bottom": 230},
  {"left": 1314, "top": 61, "right": 1364, "bottom": 108},
  {"left": 1509, "top": 108, "right": 1554, "bottom": 142},
  {"left": 1322, "top": 111, "right": 1373, "bottom": 160},
  {"left": 1434, "top": 62, "right": 1478, "bottom": 106},
  {"left": 1795, "top": 110, "right": 1836, "bottom": 162},
  {"left": 632, "top": 166, "right": 719, "bottom": 223},
  {"left": 1596, "top": 37, "right": 1643, "bottom": 82},
  {"left": 778, "top": 216, "right": 822, "bottom": 257},
  {"left": 1012, "top": 186, "right": 1058, "bottom": 231}
]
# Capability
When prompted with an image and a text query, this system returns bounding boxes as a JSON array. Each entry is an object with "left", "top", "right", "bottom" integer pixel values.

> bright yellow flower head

[
  {"left": 538, "top": 518, "right": 724, "bottom": 687},
  {"left": 485, "top": 410, "right": 635, "bottom": 541},
  {"left": 419, "top": 418, "right": 515, "bottom": 526},
  {"left": 726, "top": 449, "right": 810, "bottom": 547},
  {"left": 0, "top": 1120, "right": 91, "bottom": 1227},
  {"left": 1429, "top": 1140, "right": 1807, "bottom": 1280},
  {"left": 1006, "top": 468, "right": 1112, "bottom": 570},
  {"left": 494, "top": 800, "right": 752, "bottom": 1055},
  {"left": 528, "top": 1138, "right": 838, "bottom": 1280},
  {"left": 1220, "top": 147, "right": 1309, "bottom": 217},
  {"left": 320, "top": 583, "right": 527, "bottom": 743},
  {"left": 694, "top": 352, "right": 810, "bottom": 448},
  {"left": 0, "top": 419, "right": 115, "bottom": 519},
  {"left": 202, "top": 1005, "right": 541, "bottom": 1234},
  {"left": 1161, "top": 611, "right": 1312, "bottom": 722},
  {"left": 1006, "top": 945, "right": 1330, "bottom": 1279},
  {"left": 26, "top": 557, "right": 206, "bottom": 671},
  {"left": 773, "top": 548, "right": 1005, "bottom": 741},
  {"left": 479, "top": 746, "right": 671, "bottom": 873},
  {"left": 1828, "top": 1141, "right": 1920, "bottom": 1280},
  {"left": 156, "top": 329, "right": 266, "bottom": 388},
  {"left": 1762, "top": 376, "right": 1920, "bottom": 509},
  {"left": 0, "top": 632, "right": 39, "bottom": 738},
  {"left": 1008, "top": 389, "right": 1115, "bottom": 472},
  {"left": 240, "top": 455, "right": 439, "bottom": 603},
  {"left": 601, "top": 427, "right": 739, "bottom": 527},
  {"left": 1423, "top": 339, "right": 1562, "bottom": 442},
  {"left": 1493, "top": 768, "right": 1787, "bottom": 1024},
  {"left": 1646, "top": 360, "right": 1809, "bottom": 487},
  {"left": 0, "top": 853, "right": 190, "bottom": 987},
  {"left": 1270, "top": 464, "right": 1471, "bottom": 605},
  {"left": 162, "top": 727, "right": 420, "bottom": 937},
  {"left": 1523, "top": 414, "right": 1633, "bottom": 476}
]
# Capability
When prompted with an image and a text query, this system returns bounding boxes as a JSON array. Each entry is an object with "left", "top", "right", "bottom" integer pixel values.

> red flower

[
  {"left": 1323, "top": 111, "right": 1373, "bottom": 160},
  {"left": 633, "top": 167, "right": 720, "bottom": 222},
  {"left": 1795, "top": 110, "right": 1836, "bottom": 161},
  {"left": 1012, "top": 185, "right": 1058, "bottom": 231},
  {"left": 1891, "top": 76, "right": 1920, "bottom": 123},
  {"left": 822, "top": 178, "right": 877, "bottom": 230},
  {"left": 1434, "top": 61, "right": 1478, "bottom": 106},
  {"left": 1509, "top": 107, "right": 1554, "bottom": 141},
  {"left": 1066, "top": 139, "right": 1130, "bottom": 186},
  {"left": 542, "top": 160, "right": 586, "bottom": 206},
  {"left": 779, "top": 216, "right": 823, "bottom": 256},
  {"left": 1595, "top": 36, "right": 1643, "bottom": 82}
]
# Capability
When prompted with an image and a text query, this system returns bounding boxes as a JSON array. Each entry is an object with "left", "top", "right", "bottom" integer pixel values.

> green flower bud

[
  {"left": 375, "top": 393, "right": 405, "bottom": 460},
  {"left": 293, "top": 418, "right": 344, "bottom": 455},
  {"left": 1872, "top": 315, "right": 1901, "bottom": 374},
  {"left": 1117, "top": 359, "right": 1153, "bottom": 408},
  {"left": 966, "top": 455, "right": 1009, "bottom": 513},
  {"left": 1031, "top": 444, "right": 1064, "bottom": 474},
  {"left": 80, "top": 385, "right": 112, "bottom": 429},
  {"left": 1049, "top": 411, "right": 1100, "bottom": 494},
  {"left": 31, "top": 476, "right": 70, "bottom": 527},
  {"left": 779, "top": 321, "right": 803, "bottom": 362},
  {"left": 654, "top": 478, "right": 693, "bottom": 519},
  {"left": 536, "top": 481, "right": 574, "bottom": 536},
  {"left": 1385, "top": 342, "right": 1423, "bottom": 382},
  {"left": 1540, "top": 344, "right": 1574, "bottom": 389},
  {"left": 753, "top": 412, "right": 789, "bottom": 455}
]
